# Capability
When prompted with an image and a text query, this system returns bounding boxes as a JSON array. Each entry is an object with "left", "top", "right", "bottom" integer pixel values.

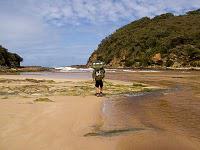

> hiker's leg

[
  {"left": 96, "top": 80, "right": 102, "bottom": 93},
  {"left": 95, "top": 80, "right": 99, "bottom": 94},
  {"left": 100, "top": 87, "right": 103, "bottom": 93},
  {"left": 100, "top": 80, "right": 103, "bottom": 94},
  {"left": 96, "top": 87, "right": 100, "bottom": 94}
]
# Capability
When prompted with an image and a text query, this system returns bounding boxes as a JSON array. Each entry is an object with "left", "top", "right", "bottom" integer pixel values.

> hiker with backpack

[{"left": 92, "top": 61, "right": 105, "bottom": 97}]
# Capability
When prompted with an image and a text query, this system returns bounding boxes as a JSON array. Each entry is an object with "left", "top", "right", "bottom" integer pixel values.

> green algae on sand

[
  {"left": 34, "top": 97, "right": 54, "bottom": 102},
  {"left": 84, "top": 128, "right": 145, "bottom": 137},
  {"left": 0, "top": 78, "right": 156, "bottom": 98}
]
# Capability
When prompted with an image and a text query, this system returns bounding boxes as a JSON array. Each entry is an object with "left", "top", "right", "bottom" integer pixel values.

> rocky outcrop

[{"left": 0, "top": 45, "right": 23, "bottom": 68}]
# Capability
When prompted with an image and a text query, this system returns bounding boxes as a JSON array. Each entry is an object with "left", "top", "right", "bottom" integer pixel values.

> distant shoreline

[
  {"left": 0, "top": 65, "right": 199, "bottom": 74},
  {"left": 0, "top": 66, "right": 53, "bottom": 74},
  {"left": 70, "top": 65, "right": 200, "bottom": 71}
]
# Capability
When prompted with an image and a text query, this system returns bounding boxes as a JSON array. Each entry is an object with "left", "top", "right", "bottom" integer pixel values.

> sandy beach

[
  {"left": 0, "top": 71, "right": 200, "bottom": 150},
  {"left": 0, "top": 96, "right": 107, "bottom": 150},
  {"left": 0, "top": 74, "right": 146, "bottom": 150}
]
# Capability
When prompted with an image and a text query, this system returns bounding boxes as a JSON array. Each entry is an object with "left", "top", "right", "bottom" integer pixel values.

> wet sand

[
  {"left": 105, "top": 70, "right": 200, "bottom": 149},
  {"left": 0, "top": 70, "right": 200, "bottom": 150}
]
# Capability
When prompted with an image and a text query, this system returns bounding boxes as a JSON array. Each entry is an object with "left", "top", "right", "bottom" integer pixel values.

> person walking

[{"left": 92, "top": 61, "right": 105, "bottom": 97}]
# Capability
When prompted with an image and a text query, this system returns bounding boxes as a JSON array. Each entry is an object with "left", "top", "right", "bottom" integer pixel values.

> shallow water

[{"left": 104, "top": 70, "right": 200, "bottom": 141}]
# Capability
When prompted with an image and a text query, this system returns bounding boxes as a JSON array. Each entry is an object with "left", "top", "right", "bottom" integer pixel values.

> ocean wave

[
  {"left": 55, "top": 67, "right": 93, "bottom": 72},
  {"left": 123, "top": 70, "right": 161, "bottom": 73},
  {"left": 55, "top": 67, "right": 119, "bottom": 73},
  {"left": 55, "top": 67, "right": 162, "bottom": 73},
  {"left": 105, "top": 69, "right": 116, "bottom": 72}
]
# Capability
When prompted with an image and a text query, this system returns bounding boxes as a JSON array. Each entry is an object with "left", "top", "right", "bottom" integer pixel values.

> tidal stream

[{"left": 101, "top": 70, "right": 200, "bottom": 142}]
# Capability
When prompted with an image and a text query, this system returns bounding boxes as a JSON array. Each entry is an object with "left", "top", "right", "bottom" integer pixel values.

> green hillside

[
  {"left": 87, "top": 9, "right": 200, "bottom": 68},
  {"left": 0, "top": 45, "right": 23, "bottom": 68}
]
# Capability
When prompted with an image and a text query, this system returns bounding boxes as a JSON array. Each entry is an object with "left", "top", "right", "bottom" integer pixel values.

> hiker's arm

[
  {"left": 92, "top": 70, "right": 95, "bottom": 81},
  {"left": 102, "top": 69, "right": 105, "bottom": 79}
]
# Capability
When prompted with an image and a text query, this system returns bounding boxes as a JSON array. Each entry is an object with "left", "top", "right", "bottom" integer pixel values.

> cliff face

[
  {"left": 0, "top": 45, "right": 23, "bottom": 68},
  {"left": 87, "top": 9, "right": 200, "bottom": 68}
]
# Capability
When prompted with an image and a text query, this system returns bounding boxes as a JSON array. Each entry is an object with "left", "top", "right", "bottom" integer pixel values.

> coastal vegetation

[
  {"left": 0, "top": 45, "right": 51, "bottom": 73},
  {"left": 0, "top": 45, "right": 23, "bottom": 68},
  {"left": 87, "top": 9, "right": 200, "bottom": 68}
]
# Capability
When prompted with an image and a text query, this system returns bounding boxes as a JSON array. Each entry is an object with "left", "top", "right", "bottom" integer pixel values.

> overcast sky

[{"left": 0, "top": 0, "right": 200, "bottom": 67}]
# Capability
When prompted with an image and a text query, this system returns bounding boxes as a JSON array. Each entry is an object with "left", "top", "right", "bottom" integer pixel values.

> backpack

[
  {"left": 93, "top": 68, "right": 105, "bottom": 80},
  {"left": 92, "top": 61, "right": 104, "bottom": 70}
]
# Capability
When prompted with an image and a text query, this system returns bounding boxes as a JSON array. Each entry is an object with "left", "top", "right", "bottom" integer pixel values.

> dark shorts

[{"left": 95, "top": 80, "right": 103, "bottom": 88}]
